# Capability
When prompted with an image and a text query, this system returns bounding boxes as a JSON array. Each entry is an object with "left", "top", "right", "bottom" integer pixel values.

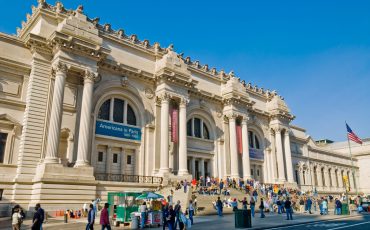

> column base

[
  {"left": 177, "top": 170, "right": 189, "bottom": 176},
  {"left": 230, "top": 174, "right": 240, "bottom": 179},
  {"left": 243, "top": 175, "right": 252, "bottom": 180},
  {"left": 74, "top": 160, "right": 90, "bottom": 167},
  {"left": 43, "top": 157, "right": 60, "bottom": 164}
]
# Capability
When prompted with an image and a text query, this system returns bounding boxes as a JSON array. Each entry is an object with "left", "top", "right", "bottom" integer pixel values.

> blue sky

[{"left": 1, "top": 0, "right": 369, "bottom": 141}]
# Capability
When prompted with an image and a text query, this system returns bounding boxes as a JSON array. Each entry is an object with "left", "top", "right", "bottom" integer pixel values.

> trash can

[
  {"left": 130, "top": 213, "right": 139, "bottom": 229},
  {"left": 235, "top": 209, "right": 252, "bottom": 228},
  {"left": 341, "top": 203, "right": 349, "bottom": 215}
]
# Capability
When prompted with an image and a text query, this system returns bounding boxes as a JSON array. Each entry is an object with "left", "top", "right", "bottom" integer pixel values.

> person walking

[
  {"left": 335, "top": 198, "right": 342, "bottom": 215},
  {"left": 11, "top": 206, "right": 22, "bottom": 230},
  {"left": 36, "top": 204, "right": 45, "bottom": 230},
  {"left": 322, "top": 199, "right": 328, "bottom": 215},
  {"left": 31, "top": 205, "right": 42, "bottom": 230},
  {"left": 306, "top": 197, "right": 313, "bottom": 214},
  {"left": 86, "top": 204, "right": 95, "bottom": 230},
  {"left": 140, "top": 202, "right": 147, "bottom": 229},
  {"left": 216, "top": 197, "right": 223, "bottom": 217},
  {"left": 188, "top": 200, "right": 194, "bottom": 225},
  {"left": 250, "top": 197, "right": 256, "bottom": 217},
  {"left": 100, "top": 203, "right": 111, "bottom": 230},
  {"left": 239, "top": 197, "right": 248, "bottom": 210},
  {"left": 299, "top": 198, "right": 304, "bottom": 213},
  {"left": 285, "top": 197, "right": 293, "bottom": 220},
  {"left": 174, "top": 200, "right": 181, "bottom": 229},
  {"left": 259, "top": 198, "right": 265, "bottom": 218},
  {"left": 184, "top": 179, "right": 188, "bottom": 193},
  {"left": 162, "top": 203, "right": 169, "bottom": 230},
  {"left": 277, "top": 199, "right": 282, "bottom": 214}
]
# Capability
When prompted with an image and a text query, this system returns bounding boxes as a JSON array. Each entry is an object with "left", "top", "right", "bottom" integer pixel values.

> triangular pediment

[{"left": 0, "top": 114, "right": 22, "bottom": 127}]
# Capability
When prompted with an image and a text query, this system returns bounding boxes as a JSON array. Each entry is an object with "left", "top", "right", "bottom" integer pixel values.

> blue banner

[
  {"left": 95, "top": 120, "right": 141, "bottom": 141},
  {"left": 249, "top": 148, "right": 264, "bottom": 160}
]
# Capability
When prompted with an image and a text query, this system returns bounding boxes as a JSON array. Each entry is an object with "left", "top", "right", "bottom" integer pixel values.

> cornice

[
  {"left": 308, "top": 145, "right": 356, "bottom": 160},
  {"left": 0, "top": 57, "right": 31, "bottom": 75},
  {"left": 0, "top": 98, "right": 26, "bottom": 110},
  {"left": 188, "top": 89, "right": 223, "bottom": 103}
]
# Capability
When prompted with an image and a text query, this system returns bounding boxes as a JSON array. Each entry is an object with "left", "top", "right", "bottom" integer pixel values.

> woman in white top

[
  {"left": 12, "top": 208, "right": 22, "bottom": 230},
  {"left": 188, "top": 200, "right": 194, "bottom": 225}
]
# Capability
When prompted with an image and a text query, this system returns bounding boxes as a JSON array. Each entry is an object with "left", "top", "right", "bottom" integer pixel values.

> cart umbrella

[{"left": 136, "top": 192, "right": 164, "bottom": 200}]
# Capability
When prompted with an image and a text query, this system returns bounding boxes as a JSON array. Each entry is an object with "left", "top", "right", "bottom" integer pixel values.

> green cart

[{"left": 108, "top": 192, "right": 142, "bottom": 226}]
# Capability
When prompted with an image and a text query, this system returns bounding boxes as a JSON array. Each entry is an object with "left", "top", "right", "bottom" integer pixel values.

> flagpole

[{"left": 346, "top": 123, "right": 359, "bottom": 197}]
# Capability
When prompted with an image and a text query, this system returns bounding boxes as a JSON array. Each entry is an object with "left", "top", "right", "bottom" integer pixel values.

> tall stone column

[
  {"left": 241, "top": 118, "right": 251, "bottom": 180},
  {"left": 159, "top": 94, "right": 170, "bottom": 174},
  {"left": 284, "top": 130, "right": 294, "bottom": 183},
  {"left": 75, "top": 70, "right": 97, "bottom": 167},
  {"left": 299, "top": 167, "right": 305, "bottom": 185},
  {"left": 316, "top": 166, "right": 323, "bottom": 187},
  {"left": 120, "top": 148, "right": 125, "bottom": 175},
  {"left": 228, "top": 114, "right": 239, "bottom": 178},
  {"left": 337, "top": 169, "right": 343, "bottom": 188},
  {"left": 275, "top": 127, "right": 286, "bottom": 182},
  {"left": 349, "top": 171, "right": 355, "bottom": 191},
  {"left": 106, "top": 146, "right": 112, "bottom": 175},
  {"left": 269, "top": 130, "right": 276, "bottom": 182},
  {"left": 200, "top": 158, "right": 205, "bottom": 178},
  {"left": 178, "top": 98, "right": 188, "bottom": 176},
  {"left": 191, "top": 157, "right": 196, "bottom": 178},
  {"left": 44, "top": 62, "right": 68, "bottom": 164},
  {"left": 324, "top": 166, "right": 330, "bottom": 188},
  {"left": 331, "top": 169, "right": 338, "bottom": 188}
]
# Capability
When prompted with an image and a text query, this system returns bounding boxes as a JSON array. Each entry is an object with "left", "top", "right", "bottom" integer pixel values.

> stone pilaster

[
  {"left": 241, "top": 118, "right": 251, "bottom": 180},
  {"left": 284, "top": 130, "right": 294, "bottom": 183},
  {"left": 178, "top": 97, "right": 188, "bottom": 176},
  {"left": 158, "top": 93, "right": 170, "bottom": 174},
  {"left": 228, "top": 114, "right": 239, "bottom": 178},
  {"left": 75, "top": 70, "right": 97, "bottom": 167},
  {"left": 337, "top": 169, "right": 344, "bottom": 188},
  {"left": 44, "top": 62, "right": 68, "bottom": 164},
  {"left": 274, "top": 127, "right": 286, "bottom": 182}
]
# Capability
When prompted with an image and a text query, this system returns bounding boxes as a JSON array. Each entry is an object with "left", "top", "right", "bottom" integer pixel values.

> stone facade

[{"left": 0, "top": 1, "right": 369, "bottom": 215}]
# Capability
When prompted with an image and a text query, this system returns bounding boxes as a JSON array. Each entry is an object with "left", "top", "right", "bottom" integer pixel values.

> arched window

[
  {"left": 248, "top": 131, "right": 261, "bottom": 150},
  {"left": 187, "top": 117, "right": 210, "bottom": 140},
  {"left": 98, "top": 97, "right": 137, "bottom": 126}
]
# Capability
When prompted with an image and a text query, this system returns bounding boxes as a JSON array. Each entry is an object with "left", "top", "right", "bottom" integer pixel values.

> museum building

[{"left": 0, "top": 1, "right": 369, "bottom": 215}]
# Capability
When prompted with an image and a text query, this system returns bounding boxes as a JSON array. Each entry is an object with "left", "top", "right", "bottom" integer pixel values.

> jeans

[
  {"left": 141, "top": 212, "right": 146, "bottom": 228},
  {"left": 174, "top": 216, "right": 180, "bottom": 229},
  {"left": 278, "top": 205, "right": 282, "bottom": 214},
  {"left": 217, "top": 206, "right": 223, "bottom": 216},
  {"left": 286, "top": 208, "right": 293, "bottom": 220},
  {"left": 101, "top": 225, "right": 111, "bottom": 230},
  {"left": 251, "top": 206, "right": 255, "bottom": 217},
  {"left": 336, "top": 208, "right": 341, "bottom": 215},
  {"left": 86, "top": 223, "right": 93, "bottom": 230},
  {"left": 189, "top": 210, "right": 194, "bottom": 224},
  {"left": 307, "top": 205, "right": 312, "bottom": 214},
  {"left": 260, "top": 208, "right": 265, "bottom": 218},
  {"left": 167, "top": 222, "right": 174, "bottom": 230}
]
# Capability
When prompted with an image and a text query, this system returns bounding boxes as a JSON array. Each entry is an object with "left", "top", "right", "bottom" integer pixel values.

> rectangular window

[
  {"left": 113, "top": 99, "right": 124, "bottom": 123},
  {"left": 248, "top": 131, "right": 253, "bottom": 148},
  {"left": 98, "top": 152, "right": 103, "bottom": 162},
  {"left": 257, "top": 169, "right": 260, "bottom": 176},
  {"left": 0, "top": 189, "right": 3, "bottom": 201},
  {"left": 251, "top": 169, "right": 254, "bottom": 176},
  {"left": 127, "top": 155, "right": 132, "bottom": 165},
  {"left": 194, "top": 118, "right": 201, "bottom": 138},
  {"left": 113, "top": 153, "right": 118, "bottom": 163},
  {"left": 0, "top": 133, "right": 8, "bottom": 163}
]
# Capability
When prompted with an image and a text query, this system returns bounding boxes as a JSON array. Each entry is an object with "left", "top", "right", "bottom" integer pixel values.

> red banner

[
  {"left": 236, "top": 124, "right": 243, "bottom": 154},
  {"left": 171, "top": 108, "right": 178, "bottom": 143}
]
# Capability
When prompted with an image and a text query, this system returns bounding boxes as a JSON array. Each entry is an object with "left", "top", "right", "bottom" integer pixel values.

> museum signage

[{"left": 95, "top": 120, "right": 141, "bottom": 141}]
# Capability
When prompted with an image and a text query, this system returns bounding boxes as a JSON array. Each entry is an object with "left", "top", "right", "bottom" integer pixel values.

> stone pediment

[
  {"left": 267, "top": 95, "right": 290, "bottom": 114},
  {"left": 57, "top": 12, "right": 102, "bottom": 46},
  {"left": 221, "top": 74, "right": 250, "bottom": 102},
  {"left": 0, "top": 114, "right": 21, "bottom": 126},
  {"left": 155, "top": 46, "right": 191, "bottom": 78}
]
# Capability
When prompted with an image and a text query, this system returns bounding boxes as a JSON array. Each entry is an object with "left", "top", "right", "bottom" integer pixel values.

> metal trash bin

[
  {"left": 342, "top": 203, "right": 349, "bottom": 215},
  {"left": 130, "top": 213, "right": 139, "bottom": 229},
  {"left": 234, "top": 209, "right": 252, "bottom": 228}
]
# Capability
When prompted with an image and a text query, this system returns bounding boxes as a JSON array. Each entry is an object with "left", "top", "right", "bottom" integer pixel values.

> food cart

[
  {"left": 107, "top": 192, "right": 142, "bottom": 226},
  {"left": 136, "top": 192, "right": 164, "bottom": 227}
]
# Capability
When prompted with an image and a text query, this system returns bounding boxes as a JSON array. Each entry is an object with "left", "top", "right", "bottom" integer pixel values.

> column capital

[
  {"left": 179, "top": 97, "right": 189, "bottom": 107},
  {"left": 84, "top": 70, "right": 98, "bottom": 83},
  {"left": 225, "top": 112, "right": 238, "bottom": 121},
  {"left": 53, "top": 61, "right": 69, "bottom": 74},
  {"left": 158, "top": 92, "right": 171, "bottom": 103},
  {"left": 241, "top": 116, "right": 249, "bottom": 124}
]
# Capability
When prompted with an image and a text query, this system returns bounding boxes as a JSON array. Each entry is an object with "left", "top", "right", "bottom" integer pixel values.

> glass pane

[
  {"left": 187, "top": 120, "right": 192, "bottom": 136},
  {"left": 127, "top": 155, "right": 132, "bottom": 165},
  {"left": 127, "top": 104, "right": 137, "bottom": 126},
  {"left": 113, "top": 154, "right": 118, "bottom": 163},
  {"left": 98, "top": 152, "right": 103, "bottom": 162},
  {"left": 98, "top": 99, "right": 110, "bottom": 120},
  {"left": 0, "top": 133, "right": 7, "bottom": 163},
  {"left": 248, "top": 131, "right": 253, "bottom": 148},
  {"left": 203, "top": 123, "right": 210, "bottom": 139},
  {"left": 113, "top": 99, "right": 124, "bottom": 123},
  {"left": 255, "top": 135, "right": 260, "bottom": 149},
  {"left": 194, "top": 118, "right": 201, "bottom": 138}
]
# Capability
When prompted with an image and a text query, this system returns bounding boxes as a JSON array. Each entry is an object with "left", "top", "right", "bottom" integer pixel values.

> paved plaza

[{"left": 1, "top": 212, "right": 369, "bottom": 230}]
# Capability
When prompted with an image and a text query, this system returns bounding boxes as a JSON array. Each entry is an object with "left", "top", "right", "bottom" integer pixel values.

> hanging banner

[
  {"left": 95, "top": 120, "right": 141, "bottom": 141},
  {"left": 171, "top": 107, "right": 178, "bottom": 143},
  {"left": 236, "top": 125, "right": 243, "bottom": 154},
  {"left": 249, "top": 148, "right": 264, "bottom": 160}
]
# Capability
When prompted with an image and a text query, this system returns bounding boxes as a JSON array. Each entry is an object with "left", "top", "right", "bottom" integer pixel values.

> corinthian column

[
  {"left": 44, "top": 62, "right": 68, "bottom": 164},
  {"left": 324, "top": 166, "right": 330, "bottom": 188},
  {"left": 331, "top": 168, "right": 338, "bottom": 188},
  {"left": 159, "top": 94, "right": 170, "bottom": 174},
  {"left": 178, "top": 98, "right": 188, "bottom": 176},
  {"left": 337, "top": 169, "right": 343, "bottom": 188},
  {"left": 229, "top": 114, "right": 239, "bottom": 179},
  {"left": 275, "top": 127, "right": 286, "bottom": 182},
  {"left": 75, "top": 70, "right": 97, "bottom": 167},
  {"left": 241, "top": 117, "right": 251, "bottom": 180},
  {"left": 316, "top": 166, "right": 323, "bottom": 187},
  {"left": 284, "top": 130, "right": 294, "bottom": 182}
]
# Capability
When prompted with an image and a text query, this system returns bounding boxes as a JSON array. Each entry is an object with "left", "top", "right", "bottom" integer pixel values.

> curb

[{"left": 251, "top": 213, "right": 365, "bottom": 230}]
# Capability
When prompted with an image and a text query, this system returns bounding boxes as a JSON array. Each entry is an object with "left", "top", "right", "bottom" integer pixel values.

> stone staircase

[
  {"left": 195, "top": 187, "right": 256, "bottom": 216},
  {"left": 158, "top": 184, "right": 192, "bottom": 210}
]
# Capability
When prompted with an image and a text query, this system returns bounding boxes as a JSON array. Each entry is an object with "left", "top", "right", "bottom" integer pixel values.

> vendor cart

[{"left": 108, "top": 192, "right": 142, "bottom": 226}]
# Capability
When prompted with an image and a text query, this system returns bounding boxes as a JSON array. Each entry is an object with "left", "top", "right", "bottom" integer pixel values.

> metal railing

[{"left": 95, "top": 173, "right": 162, "bottom": 184}]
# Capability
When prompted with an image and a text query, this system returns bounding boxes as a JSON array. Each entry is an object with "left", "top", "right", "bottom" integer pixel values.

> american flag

[{"left": 346, "top": 123, "right": 363, "bottom": 144}]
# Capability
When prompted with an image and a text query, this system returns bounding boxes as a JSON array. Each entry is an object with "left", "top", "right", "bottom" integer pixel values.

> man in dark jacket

[
  {"left": 168, "top": 205, "right": 176, "bottom": 230},
  {"left": 285, "top": 197, "right": 293, "bottom": 220},
  {"left": 87, "top": 204, "right": 95, "bottom": 230}
]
